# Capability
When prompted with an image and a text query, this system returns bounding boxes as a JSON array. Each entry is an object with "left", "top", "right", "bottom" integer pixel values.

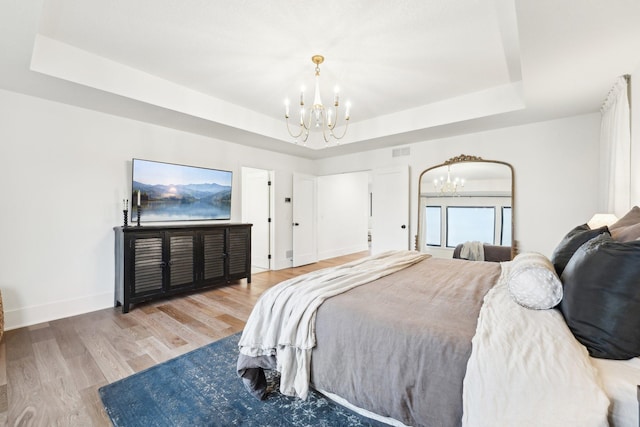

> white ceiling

[{"left": 2, "top": 0, "right": 640, "bottom": 159}]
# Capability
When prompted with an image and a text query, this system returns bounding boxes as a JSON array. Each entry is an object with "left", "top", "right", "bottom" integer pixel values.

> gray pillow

[
  {"left": 609, "top": 206, "right": 640, "bottom": 231},
  {"left": 609, "top": 206, "right": 640, "bottom": 241},
  {"left": 559, "top": 233, "right": 640, "bottom": 359},
  {"left": 550, "top": 224, "right": 609, "bottom": 277}
]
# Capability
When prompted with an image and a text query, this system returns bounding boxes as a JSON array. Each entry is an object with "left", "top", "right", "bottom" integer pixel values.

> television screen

[{"left": 131, "top": 159, "right": 232, "bottom": 222}]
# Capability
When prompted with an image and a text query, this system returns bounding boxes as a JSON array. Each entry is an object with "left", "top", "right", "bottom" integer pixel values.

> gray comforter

[
  {"left": 311, "top": 257, "right": 499, "bottom": 427},
  {"left": 240, "top": 257, "right": 500, "bottom": 426}
]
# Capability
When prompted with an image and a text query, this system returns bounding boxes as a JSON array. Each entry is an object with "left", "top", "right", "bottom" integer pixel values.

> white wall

[
  {"left": 0, "top": 88, "right": 315, "bottom": 330},
  {"left": 317, "top": 172, "right": 369, "bottom": 260},
  {"left": 316, "top": 113, "right": 602, "bottom": 257},
  {"left": 0, "top": 86, "right": 603, "bottom": 330},
  {"left": 631, "top": 66, "right": 640, "bottom": 207}
]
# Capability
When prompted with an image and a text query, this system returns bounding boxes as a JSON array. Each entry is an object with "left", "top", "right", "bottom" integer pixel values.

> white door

[
  {"left": 292, "top": 173, "right": 318, "bottom": 267},
  {"left": 241, "top": 167, "right": 272, "bottom": 270},
  {"left": 371, "top": 165, "right": 409, "bottom": 254}
]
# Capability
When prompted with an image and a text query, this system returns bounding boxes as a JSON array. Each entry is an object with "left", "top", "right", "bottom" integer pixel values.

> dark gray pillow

[
  {"left": 550, "top": 224, "right": 609, "bottom": 276},
  {"left": 559, "top": 233, "right": 640, "bottom": 359}
]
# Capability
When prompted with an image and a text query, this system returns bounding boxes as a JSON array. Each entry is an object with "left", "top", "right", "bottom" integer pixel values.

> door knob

[
  {"left": 293, "top": 222, "right": 300, "bottom": 226},
  {"left": 401, "top": 225, "right": 406, "bottom": 229}
]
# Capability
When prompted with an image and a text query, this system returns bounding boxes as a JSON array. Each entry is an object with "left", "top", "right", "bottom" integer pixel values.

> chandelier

[
  {"left": 433, "top": 165, "right": 465, "bottom": 195},
  {"left": 285, "top": 55, "right": 350, "bottom": 145}
]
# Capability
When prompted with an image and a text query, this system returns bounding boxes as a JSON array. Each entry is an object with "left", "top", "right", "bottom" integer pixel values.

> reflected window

[
  {"left": 425, "top": 206, "right": 441, "bottom": 246},
  {"left": 501, "top": 207, "right": 512, "bottom": 246},
  {"left": 446, "top": 207, "right": 495, "bottom": 247}
]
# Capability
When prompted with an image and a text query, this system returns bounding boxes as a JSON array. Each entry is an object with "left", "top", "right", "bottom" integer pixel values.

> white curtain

[{"left": 600, "top": 75, "right": 631, "bottom": 217}]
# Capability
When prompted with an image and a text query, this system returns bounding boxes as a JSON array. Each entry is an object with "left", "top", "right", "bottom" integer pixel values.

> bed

[{"left": 237, "top": 206, "right": 640, "bottom": 427}]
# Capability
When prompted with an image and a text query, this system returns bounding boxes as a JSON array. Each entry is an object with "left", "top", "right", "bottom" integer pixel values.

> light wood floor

[{"left": 0, "top": 251, "right": 369, "bottom": 427}]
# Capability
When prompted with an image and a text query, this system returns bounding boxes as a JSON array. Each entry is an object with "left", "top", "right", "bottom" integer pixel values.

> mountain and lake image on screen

[{"left": 131, "top": 159, "right": 232, "bottom": 222}]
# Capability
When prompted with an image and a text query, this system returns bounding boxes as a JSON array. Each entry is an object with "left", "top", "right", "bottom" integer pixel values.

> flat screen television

[{"left": 131, "top": 158, "right": 232, "bottom": 222}]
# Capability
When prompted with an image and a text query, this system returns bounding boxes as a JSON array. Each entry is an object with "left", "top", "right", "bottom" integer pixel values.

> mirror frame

[{"left": 416, "top": 154, "right": 516, "bottom": 259}]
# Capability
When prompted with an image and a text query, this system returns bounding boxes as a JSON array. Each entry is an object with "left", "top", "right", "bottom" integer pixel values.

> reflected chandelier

[
  {"left": 285, "top": 55, "right": 350, "bottom": 144},
  {"left": 434, "top": 165, "right": 465, "bottom": 195}
]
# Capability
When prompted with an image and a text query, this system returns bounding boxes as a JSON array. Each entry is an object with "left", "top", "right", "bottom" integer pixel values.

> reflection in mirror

[{"left": 417, "top": 155, "right": 515, "bottom": 260}]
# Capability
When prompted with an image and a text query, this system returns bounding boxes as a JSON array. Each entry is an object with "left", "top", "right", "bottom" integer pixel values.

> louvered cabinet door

[
  {"left": 227, "top": 225, "right": 251, "bottom": 282},
  {"left": 132, "top": 233, "right": 165, "bottom": 297},
  {"left": 168, "top": 232, "right": 196, "bottom": 289},
  {"left": 200, "top": 229, "right": 226, "bottom": 286}
]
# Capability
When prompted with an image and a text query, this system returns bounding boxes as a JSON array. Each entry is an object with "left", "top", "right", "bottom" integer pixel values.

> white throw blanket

[
  {"left": 238, "top": 250, "right": 430, "bottom": 399},
  {"left": 460, "top": 241, "right": 484, "bottom": 261},
  {"left": 462, "top": 262, "right": 610, "bottom": 427}
]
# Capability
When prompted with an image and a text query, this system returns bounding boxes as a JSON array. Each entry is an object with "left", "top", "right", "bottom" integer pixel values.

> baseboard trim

[
  {"left": 4, "top": 292, "right": 113, "bottom": 331},
  {"left": 318, "top": 244, "right": 369, "bottom": 261}
]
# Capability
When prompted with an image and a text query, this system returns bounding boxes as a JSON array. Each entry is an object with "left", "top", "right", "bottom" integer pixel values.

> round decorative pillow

[{"left": 507, "top": 252, "right": 563, "bottom": 310}]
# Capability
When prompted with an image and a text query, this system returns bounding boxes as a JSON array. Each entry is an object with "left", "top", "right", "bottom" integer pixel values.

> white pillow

[{"left": 507, "top": 252, "right": 563, "bottom": 310}]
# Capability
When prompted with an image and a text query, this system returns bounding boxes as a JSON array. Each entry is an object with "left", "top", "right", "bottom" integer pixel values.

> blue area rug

[{"left": 99, "top": 333, "right": 387, "bottom": 426}]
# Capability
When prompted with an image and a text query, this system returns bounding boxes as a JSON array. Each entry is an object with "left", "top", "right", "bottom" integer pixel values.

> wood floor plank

[
  {"left": 7, "top": 356, "right": 41, "bottom": 395},
  {"left": 40, "top": 375, "right": 87, "bottom": 426},
  {"left": 49, "top": 319, "right": 90, "bottom": 360},
  {"left": 32, "top": 339, "right": 71, "bottom": 383},
  {"left": 79, "top": 384, "right": 111, "bottom": 427},
  {"left": 147, "top": 310, "right": 211, "bottom": 349},
  {"left": 99, "top": 318, "right": 148, "bottom": 361},
  {"left": 27, "top": 324, "right": 55, "bottom": 343},
  {"left": 155, "top": 303, "right": 199, "bottom": 325},
  {"left": 7, "top": 357, "right": 43, "bottom": 425},
  {"left": 77, "top": 330, "right": 135, "bottom": 384},
  {"left": 4, "top": 329, "right": 34, "bottom": 361},
  {"left": 126, "top": 353, "right": 156, "bottom": 373},
  {"left": 0, "top": 340, "right": 6, "bottom": 386},
  {"left": 2, "top": 251, "right": 369, "bottom": 426},
  {"left": 126, "top": 309, "right": 189, "bottom": 349},
  {"left": 0, "top": 384, "right": 7, "bottom": 413},
  {"left": 137, "top": 335, "right": 177, "bottom": 365},
  {"left": 66, "top": 351, "right": 107, "bottom": 391},
  {"left": 172, "top": 296, "right": 234, "bottom": 331},
  {"left": 215, "top": 313, "right": 246, "bottom": 331}
]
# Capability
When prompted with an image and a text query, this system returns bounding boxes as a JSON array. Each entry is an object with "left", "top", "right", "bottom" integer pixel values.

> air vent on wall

[{"left": 392, "top": 147, "right": 410, "bottom": 157}]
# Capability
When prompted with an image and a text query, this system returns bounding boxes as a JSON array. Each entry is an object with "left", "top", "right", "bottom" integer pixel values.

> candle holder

[
  {"left": 123, "top": 209, "right": 129, "bottom": 227},
  {"left": 136, "top": 205, "right": 142, "bottom": 226}
]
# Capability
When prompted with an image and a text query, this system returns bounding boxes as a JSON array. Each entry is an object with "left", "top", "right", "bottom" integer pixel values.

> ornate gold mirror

[{"left": 416, "top": 155, "right": 515, "bottom": 259}]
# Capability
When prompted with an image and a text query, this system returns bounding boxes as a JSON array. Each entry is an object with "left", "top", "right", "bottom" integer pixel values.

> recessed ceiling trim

[
  {"left": 344, "top": 81, "right": 525, "bottom": 145},
  {"left": 30, "top": 34, "right": 287, "bottom": 143}
]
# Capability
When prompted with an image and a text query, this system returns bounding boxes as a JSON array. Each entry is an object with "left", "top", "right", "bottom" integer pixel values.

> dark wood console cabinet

[{"left": 114, "top": 223, "right": 251, "bottom": 313}]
